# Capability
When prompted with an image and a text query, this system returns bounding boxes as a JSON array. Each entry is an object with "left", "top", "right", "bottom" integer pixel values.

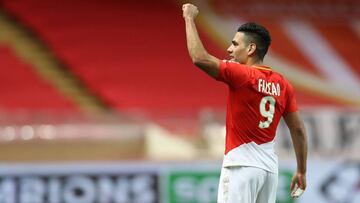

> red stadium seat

[
  {"left": 3, "top": 0, "right": 228, "bottom": 116},
  {"left": 0, "top": 46, "right": 76, "bottom": 111},
  {"left": 2, "top": 0, "right": 359, "bottom": 114}
]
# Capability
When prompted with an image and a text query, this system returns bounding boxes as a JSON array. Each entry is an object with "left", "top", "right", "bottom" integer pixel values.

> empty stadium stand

[
  {"left": 1, "top": 0, "right": 359, "bottom": 115},
  {"left": 0, "top": 0, "right": 359, "bottom": 161},
  {"left": 0, "top": 46, "right": 76, "bottom": 111},
  {"left": 2, "top": 0, "right": 229, "bottom": 116}
]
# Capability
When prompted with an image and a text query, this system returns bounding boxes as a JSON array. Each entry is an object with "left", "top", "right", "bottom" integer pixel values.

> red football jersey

[{"left": 217, "top": 60, "right": 297, "bottom": 155}]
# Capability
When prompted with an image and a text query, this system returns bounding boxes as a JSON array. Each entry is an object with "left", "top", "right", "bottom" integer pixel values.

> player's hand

[
  {"left": 290, "top": 171, "right": 306, "bottom": 198},
  {"left": 182, "top": 3, "right": 199, "bottom": 19}
]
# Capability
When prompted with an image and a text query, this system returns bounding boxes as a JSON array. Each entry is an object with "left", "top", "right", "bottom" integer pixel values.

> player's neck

[{"left": 245, "top": 58, "right": 263, "bottom": 67}]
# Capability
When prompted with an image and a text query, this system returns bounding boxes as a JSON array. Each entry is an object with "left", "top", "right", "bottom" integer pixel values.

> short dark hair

[{"left": 237, "top": 22, "right": 271, "bottom": 61}]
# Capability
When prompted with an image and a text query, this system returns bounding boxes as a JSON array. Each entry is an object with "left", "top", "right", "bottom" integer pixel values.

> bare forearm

[
  {"left": 182, "top": 3, "right": 219, "bottom": 78},
  {"left": 184, "top": 17, "right": 219, "bottom": 78},
  {"left": 291, "top": 127, "right": 308, "bottom": 174},
  {"left": 284, "top": 112, "right": 308, "bottom": 174},
  {"left": 184, "top": 17, "right": 209, "bottom": 62}
]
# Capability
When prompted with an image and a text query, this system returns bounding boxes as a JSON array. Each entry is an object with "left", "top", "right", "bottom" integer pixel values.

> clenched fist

[{"left": 182, "top": 3, "right": 199, "bottom": 19}]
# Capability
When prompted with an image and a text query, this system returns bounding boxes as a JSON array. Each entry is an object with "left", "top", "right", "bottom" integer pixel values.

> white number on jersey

[{"left": 259, "top": 96, "right": 276, "bottom": 128}]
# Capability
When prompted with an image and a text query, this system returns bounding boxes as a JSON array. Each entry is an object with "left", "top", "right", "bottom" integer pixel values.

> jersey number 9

[{"left": 259, "top": 96, "right": 276, "bottom": 129}]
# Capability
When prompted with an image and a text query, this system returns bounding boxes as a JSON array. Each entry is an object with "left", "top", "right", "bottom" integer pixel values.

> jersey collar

[{"left": 253, "top": 65, "right": 272, "bottom": 71}]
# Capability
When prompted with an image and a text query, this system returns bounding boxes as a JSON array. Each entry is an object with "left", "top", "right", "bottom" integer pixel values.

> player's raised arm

[
  {"left": 283, "top": 111, "right": 308, "bottom": 198},
  {"left": 182, "top": 4, "right": 220, "bottom": 79}
]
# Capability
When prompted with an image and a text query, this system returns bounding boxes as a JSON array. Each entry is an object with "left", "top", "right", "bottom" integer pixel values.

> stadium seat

[{"left": 0, "top": 46, "right": 76, "bottom": 111}]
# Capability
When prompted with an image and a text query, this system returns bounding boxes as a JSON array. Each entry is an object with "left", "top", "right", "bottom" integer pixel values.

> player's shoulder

[
  {"left": 274, "top": 71, "right": 291, "bottom": 85},
  {"left": 221, "top": 60, "right": 247, "bottom": 68},
  {"left": 256, "top": 67, "right": 293, "bottom": 89},
  {"left": 220, "top": 60, "right": 251, "bottom": 75},
  {"left": 272, "top": 70, "right": 287, "bottom": 81},
  {"left": 265, "top": 68, "right": 288, "bottom": 82},
  {"left": 269, "top": 71, "right": 295, "bottom": 94},
  {"left": 251, "top": 65, "right": 282, "bottom": 78}
]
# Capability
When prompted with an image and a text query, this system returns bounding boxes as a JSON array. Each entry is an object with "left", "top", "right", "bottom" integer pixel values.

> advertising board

[
  {"left": 0, "top": 163, "right": 160, "bottom": 203},
  {"left": 0, "top": 160, "right": 358, "bottom": 203}
]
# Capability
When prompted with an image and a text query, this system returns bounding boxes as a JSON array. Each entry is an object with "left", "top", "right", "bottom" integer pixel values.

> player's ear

[{"left": 248, "top": 43, "right": 256, "bottom": 56}]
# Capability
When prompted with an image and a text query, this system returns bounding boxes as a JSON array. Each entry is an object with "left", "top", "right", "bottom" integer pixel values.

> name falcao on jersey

[{"left": 258, "top": 79, "right": 280, "bottom": 96}]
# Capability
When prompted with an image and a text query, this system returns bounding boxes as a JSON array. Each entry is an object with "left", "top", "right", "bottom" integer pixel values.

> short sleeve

[
  {"left": 284, "top": 82, "right": 298, "bottom": 114},
  {"left": 216, "top": 60, "right": 250, "bottom": 88}
]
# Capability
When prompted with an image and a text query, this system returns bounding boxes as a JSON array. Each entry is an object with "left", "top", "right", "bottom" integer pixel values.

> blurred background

[{"left": 0, "top": 0, "right": 359, "bottom": 202}]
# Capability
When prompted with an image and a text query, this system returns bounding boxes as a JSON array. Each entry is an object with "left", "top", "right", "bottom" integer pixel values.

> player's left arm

[
  {"left": 182, "top": 4, "right": 220, "bottom": 79},
  {"left": 283, "top": 82, "right": 308, "bottom": 197},
  {"left": 283, "top": 111, "right": 308, "bottom": 197}
]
